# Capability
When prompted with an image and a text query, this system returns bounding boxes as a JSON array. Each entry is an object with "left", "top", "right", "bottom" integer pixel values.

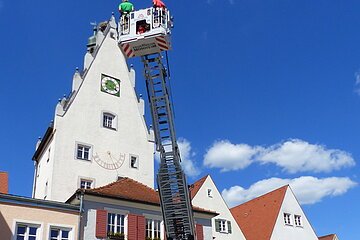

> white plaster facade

[
  {"left": 33, "top": 16, "right": 155, "bottom": 202},
  {"left": 271, "top": 187, "right": 318, "bottom": 240},
  {"left": 191, "top": 175, "right": 246, "bottom": 240}
]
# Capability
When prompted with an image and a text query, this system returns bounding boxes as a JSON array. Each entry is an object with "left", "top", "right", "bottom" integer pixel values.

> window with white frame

[
  {"left": 107, "top": 213, "right": 125, "bottom": 236},
  {"left": 207, "top": 188, "right": 213, "bottom": 198},
  {"left": 130, "top": 155, "right": 139, "bottom": 169},
  {"left": 76, "top": 144, "right": 91, "bottom": 160},
  {"left": 146, "top": 218, "right": 162, "bottom": 239},
  {"left": 294, "top": 215, "right": 302, "bottom": 227},
  {"left": 103, "top": 113, "right": 116, "bottom": 130},
  {"left": 15, "top": 223, "right": 39, "bottom": 240},
  {"left": 215, "top": 219, "right": 232, "bottom": 234},
  {"left": 50, "top": 227, "right": 71, "bottom": 240},
  {"left": 80, "top": 179, "right": 93, "bottom": 189},
  {"left": 284, "top": 213, "right": 292, "bottom": 225}
]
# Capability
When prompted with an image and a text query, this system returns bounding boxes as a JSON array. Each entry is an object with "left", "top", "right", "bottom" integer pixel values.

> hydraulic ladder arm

[{"left": 142, "top": 53, "right": 196, "bottom": 240}]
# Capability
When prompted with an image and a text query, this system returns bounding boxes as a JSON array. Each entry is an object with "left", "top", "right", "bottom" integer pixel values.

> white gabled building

[
  {"left": 231, "top": 185, "right": 318, "bottom": 240},
  {"left": 190, "top": 175, "right": 247, "bottom": 240},
  {"left": 32, "top": 15, "right": 155, "bottom": 202}
]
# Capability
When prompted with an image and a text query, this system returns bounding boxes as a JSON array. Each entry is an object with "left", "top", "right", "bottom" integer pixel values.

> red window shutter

[
  {"left": 95, "top": 209, "right": 107, "bottom": 239},
  {"left": 137, "top": 215, "right": 146, "bottom": 239},
  {"left": 127, "top": 214, "right": 137, "bottom": 240},
  {"left": 196, "top": 224, "right": 204, "bottom": 240}
]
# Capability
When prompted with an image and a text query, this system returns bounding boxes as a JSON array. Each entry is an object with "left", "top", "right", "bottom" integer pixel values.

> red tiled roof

[
  {"left": 319, "top": 234, "right": 336, "bottom": 240},
  {"left": 230, "top": 185, "right": 288, "bottom": 240},
  {"left": 189, "top": 175, "right": 208, "bottom": 199},
  {"left": 84, "top": 177, "right": 216, "bottom": 215}
]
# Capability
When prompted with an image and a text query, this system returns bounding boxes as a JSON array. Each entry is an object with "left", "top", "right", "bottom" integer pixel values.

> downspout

[{"left": 78, "top": 191, "right": 84, "bottom": 240}]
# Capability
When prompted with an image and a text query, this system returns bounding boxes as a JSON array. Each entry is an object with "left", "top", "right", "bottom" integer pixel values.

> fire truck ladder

[{"left": 142, "top": 53, "right": 196, "bottom": 240}]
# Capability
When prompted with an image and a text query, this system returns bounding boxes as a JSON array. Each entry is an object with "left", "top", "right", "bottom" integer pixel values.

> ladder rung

[
  {"left": 151, "top": 74, "right": 160, "bottom": 78},
  {"left": 160, "top": 128, "right": 169, "bottom": 131},
  {"left": 159, "top": 120, "right": 168, "bottom": 124}
]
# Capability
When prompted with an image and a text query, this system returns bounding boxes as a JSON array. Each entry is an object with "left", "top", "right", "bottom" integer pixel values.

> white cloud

[
  {"left": 222, "top": 176, "right": 357, "bottom": 207},
  {"left": 203, "top": 140, "right": 261, "bottom": 171},
  {"left": 154, "top": 138, "right": 201, "bottom": 177},
  {"left": 355, "top": 71, "right": 360, "bottom": 95},
  {"left": 203, "top": 139, "right": 355, "bottom": 173},
  {"left": 177, "top": 138, "right": 201, "bottom": 177},
  {"left": 258, "top": 139, "right": 355, "bottom": 173}
]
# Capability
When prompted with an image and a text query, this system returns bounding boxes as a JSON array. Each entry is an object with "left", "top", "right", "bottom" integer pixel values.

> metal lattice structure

[{"left": 142, "top": 53, "right": 196, "bottom": 240}]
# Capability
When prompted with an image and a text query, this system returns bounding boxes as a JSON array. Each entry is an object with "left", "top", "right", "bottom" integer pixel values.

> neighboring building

[
  {"left": 0, "top": 193, "right": 79, "bottom": 240},
  {"left": 190, "top": 175, "right": 247, "bottom": 240},
  {"left": 67, "top": 177, "right": 217, "bottom": 240},
  {"left": 319, "top": 234, "right": 339, "bottom": 240},
  {"left": 32, "top": 15, "right": 155, "bottom": 202},
  {"left": 231, "top": 185, "right": 318, "bottom": 240}
]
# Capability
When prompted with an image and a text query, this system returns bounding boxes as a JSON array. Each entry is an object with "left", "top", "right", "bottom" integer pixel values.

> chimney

[{"left": 0, "top": 172, "right": 9, "bottom": 194}]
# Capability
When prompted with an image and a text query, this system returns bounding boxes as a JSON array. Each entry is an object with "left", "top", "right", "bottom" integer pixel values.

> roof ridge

[{"left": 87, "top": 177, "right": 128, "bottom": 192}]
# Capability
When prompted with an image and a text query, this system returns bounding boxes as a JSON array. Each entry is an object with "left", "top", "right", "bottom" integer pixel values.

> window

[
  {"left": 146, "top": 219, "right": 162, "bottom": 239},
  {"left": 80, "top": 179, "right": 93, "bottom": 189},
  {"left": 16, "top": 224, "right": 39, "bottom": 240},
  {"left": 47, "top": 147, "right": 51, "bottom": 162},
  {"left": 103, "top": 113, "right": 116, "bottom": 130},
  {"left": 44, "top": 181, "right": 48, "bottom": 199},
  {"left": 207, "top": 188, "right": 213, "bottom": 198},
  {"left": 284, "top": 213, "right": 292, "bottom": 225},
  {"left": 294, "top": 215, "right": 302, "bottom": 227},
  {"left": 107, "top": 213, "right": 125, "bottom": 236},
  {"left": 50, "top": 228, "right": 70, "bottom": 240},
  {"left": 130, "top": 155, "right": 139, "bottom": 169},
  {"left": 215, "top": 219, "right": 231, "bottom": 234},
  {"left": 76, "top": 144, "right": 91, "bottom": 160}
]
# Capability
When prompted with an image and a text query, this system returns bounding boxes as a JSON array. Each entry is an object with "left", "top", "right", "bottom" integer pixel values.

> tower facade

[{"left": 32, "top": 16, "right": 155, "bottom": 202}]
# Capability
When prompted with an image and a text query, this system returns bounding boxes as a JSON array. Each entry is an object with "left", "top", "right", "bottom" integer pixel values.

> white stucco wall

[
  {"left": 34, "top": 20, "right": 155, "bottom": 202},
  {"left": 270, "top": 187, "right": 318, "bottom": 240},
  {"left": 191, "top": 176, "right": 246, "bottom": 240}
]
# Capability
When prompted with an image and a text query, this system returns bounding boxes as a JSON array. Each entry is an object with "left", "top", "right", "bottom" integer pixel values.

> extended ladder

[{"left": 142, "top": 53, "right": 196, "bottom": 240}]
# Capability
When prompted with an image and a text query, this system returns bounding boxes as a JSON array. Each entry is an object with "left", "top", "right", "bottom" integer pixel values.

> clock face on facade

[
  {"left": 101, "top": 74, "right": 120, "bottom": 97},
  {"left": 92, "top": 151, "right": 125, "bottom": 170}
]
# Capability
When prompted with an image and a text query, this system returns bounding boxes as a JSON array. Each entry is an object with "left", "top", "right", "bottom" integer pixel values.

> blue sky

[{"left": 1, "top": 0, "right": 360, "bottom": 238}]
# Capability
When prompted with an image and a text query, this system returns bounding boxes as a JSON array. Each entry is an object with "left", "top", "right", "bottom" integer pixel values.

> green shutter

[
  {"left": 215, "top": 219, "right": 221, "bottom": 232},
  {"left": 227, "top": 221, "right": 232, "bottom": 234}
]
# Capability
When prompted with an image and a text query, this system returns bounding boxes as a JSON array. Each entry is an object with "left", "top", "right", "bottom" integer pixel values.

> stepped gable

[
  {"left": 230, "top": 185, "right": 288, "bottom": 240},
  {"left": 189, "top": 175, "right": 208, "bottom": 199},
  {"left": 318, "top": 234, "right": 337, "bottom": 240},
  {"left": 84, "top": 177, "right": 217, "bottom": 214}
]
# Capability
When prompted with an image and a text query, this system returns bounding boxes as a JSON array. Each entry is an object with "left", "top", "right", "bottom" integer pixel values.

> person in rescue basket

[{"left": 153, "top": 0, "right": 166, "bottom": 9}]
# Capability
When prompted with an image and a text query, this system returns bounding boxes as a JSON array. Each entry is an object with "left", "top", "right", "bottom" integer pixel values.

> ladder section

[{"left": 142, "top": 54, "right": 196, "bottom": 240}]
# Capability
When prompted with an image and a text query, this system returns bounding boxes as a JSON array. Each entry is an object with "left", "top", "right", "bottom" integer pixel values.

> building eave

[{"left": 0, "top": 193, "right": 79, "bottom": 213}]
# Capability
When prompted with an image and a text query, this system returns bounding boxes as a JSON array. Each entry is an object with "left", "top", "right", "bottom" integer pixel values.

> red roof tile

[
  {"left": 230, "top": 185, "right": 288, "bottom": 240},
  {"left": 84, "top": 177, "right": 216, "bottom": 215},
  {"left": 319, "top": 234, "right": 336, "bottom": 240},
  {"left": 189, "top": 175, "right": 208, "bottom": 199}
]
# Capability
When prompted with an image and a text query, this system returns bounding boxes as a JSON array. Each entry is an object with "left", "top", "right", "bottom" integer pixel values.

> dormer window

[{"left": 103, "top": 113, "right": 116, "bottom": 130}]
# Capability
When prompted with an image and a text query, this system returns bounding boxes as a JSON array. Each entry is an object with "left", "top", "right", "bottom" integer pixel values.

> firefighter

[
  {"left": 153, "top": 0, "right": 166, "bottom": 9},
  {"left": 119, "top": 0, "right": 134, "bottom": 34},
  {"left": 119, "top": 0, "right": 134, "bottom": 15}
]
